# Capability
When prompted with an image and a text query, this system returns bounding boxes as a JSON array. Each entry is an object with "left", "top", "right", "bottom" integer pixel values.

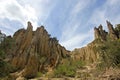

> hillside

[{"left": 0, "top": 21, "right": 120, "bottom": 80}]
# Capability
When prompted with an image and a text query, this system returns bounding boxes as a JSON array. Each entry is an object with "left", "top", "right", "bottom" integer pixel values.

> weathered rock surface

[
  {"left": 1, "top": 20, "right": 120, "bottom": 80},
  {"left": 106, "top": 20, "right": 118, "bottom": 40},
  {"left": 94, "top": 21, "right": 120, "bottom": 41},
  {"left": 9, "top": 22, "right": 69, "bottom": 78},
  {"left": 71, "top": 41, "right": 100, "bottom": 65},
  {"left": 94, "top": 24, "right": 107, "bottom": 41},
  {"left": 71, "top": 21, "right": 120, "bottom": 64}
]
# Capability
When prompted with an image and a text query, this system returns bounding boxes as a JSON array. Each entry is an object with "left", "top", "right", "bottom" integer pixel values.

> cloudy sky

[{"left": 0, "top": 0, "right": 120, "bottom": 50}]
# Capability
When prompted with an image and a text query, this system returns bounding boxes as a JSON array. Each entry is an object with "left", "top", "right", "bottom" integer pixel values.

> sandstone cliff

[
  {"left": 71, "top": 21, "right": 120, "bottom": 64},
  {"left": 1, "top": 21, "right": 120, "bottom": 80},
  {"left": 94, "top": 21, "right": 120, "bottom": 41},
  {"left": 71, "top": 42, "right": 100, "bottom": 64},
  {"left": 7, "top": 22, "right": 69, "bottom": 78},
  {"left": 94, "top": 24, "right": 107, "bottom": 41}
]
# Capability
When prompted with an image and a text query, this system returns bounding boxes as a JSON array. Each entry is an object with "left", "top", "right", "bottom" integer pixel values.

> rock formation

[
  {"left": 106, "top": 20, "right": 118, "bottom": 40},
  {"left": 10, "top": 21, "right": 120, "bottom": 78},
  {"left": 8, "top": 22, "right": 69, "bottom": 78},
  {"left": 71, "top": 21, "right": 120, "bottom": 64},
  {"left": 71, "top": 43, "right": 100, "bottom": 64},
  {"left": 94, "top": 24, "right": 107, "bottom": 41},
  {"left": 94, "top": 21, "right": 120, "bottom": 41},
  {"left": 1, "top": 21, "right": 120, "bottom": 80}
]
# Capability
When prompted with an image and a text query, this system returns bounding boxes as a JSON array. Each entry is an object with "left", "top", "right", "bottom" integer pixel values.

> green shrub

[
  {"left": 72, "top": 60, "right": 85, "bottom": 68},
  {"left": 97, "top": 40, "right": 120, "bottom": 68},
  {"left": 36, "top": 72, "right": 43, "bottom": 77},
  {"left": 54, "top": 63, "right": 75, "bottom": 77},
  {"left": 0, "top": 60, "right": 13, "bottom": 77},
  {"left": 0, "top": 50, "right": 5, "bottom": 59},
  {"left": 0, "top": 37, "right": 15, "bottom": 77},
  {"left": 54, "top": 59, "right": 85, "bottom": 77}
]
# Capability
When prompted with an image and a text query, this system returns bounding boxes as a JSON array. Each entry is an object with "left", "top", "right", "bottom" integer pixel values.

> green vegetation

[
  {"left": 0, "top": 37, "right": 15, "bottom": 77},
  {"left": 0, "top": 50, "right": 5, "bottom": 59},
  {"left": 115, "top": 24, "right": 120, "bottom": 32},
  {"left": 0, "top": 60, "right": 13, "bottom": 77},
  {"left": 97, "top": 40, "right": 120, "bottom": 69},
  {"left": 0, "top": 36, "right": 15, "bottom": 53},
  {"left": 54, "top": 59, "right": 85, "bottom": 77},
  {"left": 36, "top": 72, "right": 43, "bottom": 77}
]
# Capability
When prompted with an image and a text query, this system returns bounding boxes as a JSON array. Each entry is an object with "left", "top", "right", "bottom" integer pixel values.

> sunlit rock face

[
  {"left": 94, "top": 21, "right": 120, "bottom": 41},
  {"left": 71, "top": 42, "right": 100, "bottom": 65},
  {"left": 71, "top": 21, "right": 120, "bottom": 65},
  {"left": 2, "top": 21, "right": 120, "bottom": 79},
  {"left": 10, "top": 21, "right": 69, "bottom": 78},
  {"left": 106, "top": 20, "right": 118, "bottom": 40},
  {"left": 94, "top": 24, "right": 108, "bottom": 41}
]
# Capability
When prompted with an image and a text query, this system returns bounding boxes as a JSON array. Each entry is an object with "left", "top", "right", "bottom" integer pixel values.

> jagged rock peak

[
  {"left": 98, "top": 24, "right": 103, "bottom": 31},
  {"left": 27, "top": 21, "right": 33, "bottom": 31},
  {"left": 106, "top": 20, "right": 118, "bottom": 40},
  {"left": 9, "top": 22, "right": 69, "bottom": 78},
  {"left": 94, "top": 20, "right": 119, "bottom": 41},
  {"left": 94, "top": 24, "right": 107, "bottom": 41},
  {"left": 36, "top": 25, "right": 46, "bottom": 33},
  {"left": 106, "top": 20, "right": 114, "bottom": 33},
  {"left": 94, "top": 27, "right": 100, "bottom": 39},
  {"left": 35, "top": 25, "right": 49, "bottom": 39}
]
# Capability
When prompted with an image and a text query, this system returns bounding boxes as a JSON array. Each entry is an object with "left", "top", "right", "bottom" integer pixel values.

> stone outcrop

[
  {"left": 71, "top": 21, "right": 120, "bottom": 64},
  {"left": 106, "top": 20, "right": 118, "bottom": 40},
  {"left": 1, "top": 20, "right": 120, "bottom": 79},
  {"left": 9, "top": 22, "right": 69, "bottom": 78},
  {"left": 94, "top": 21, "right": 120, "bottom": 41},
  {"left": 94, "top": 25, "right": 107, "bottom": 41},
  {"left": 71, "top": 42, "right": 100, "bottom": 64}
]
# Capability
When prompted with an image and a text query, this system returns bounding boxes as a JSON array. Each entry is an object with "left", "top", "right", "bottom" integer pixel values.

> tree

[{"left": 0, "top": 37, "right": 15, "bottom": 77}]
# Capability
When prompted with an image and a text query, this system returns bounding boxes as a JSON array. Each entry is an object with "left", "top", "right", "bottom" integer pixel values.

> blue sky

[{"left": 0, "top": 0, "right": 120, "bottom": 50}]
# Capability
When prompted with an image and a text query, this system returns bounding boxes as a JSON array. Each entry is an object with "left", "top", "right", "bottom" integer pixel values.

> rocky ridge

[
  {"left": 6, "top": 22, "right": 69, "bottom": 79},
  {"left": 71, "top": 21, "right": 120, "bottom": 64},
  {"left": 0, "top": 21, "right": 120, "bottom": 80}
]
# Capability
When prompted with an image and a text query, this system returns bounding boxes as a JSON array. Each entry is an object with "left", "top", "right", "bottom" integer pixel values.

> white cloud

[
  {"left": 0, "top": 0, "right": 55, "bottom": 31},
  {"left": 0, "top": 0, "right": 38, "bottom": 30},
  {"left": 0, "top": 20, "right": 16, "bottom": 35},
  {"left": 107, "top": 0, "right": 120, "bottom": 5},
  {"left": 60, "top": 0, "right": 95, "bottom": 50},
  {"left": 61, "top": 0, "right": 92, "bottom": 40},
  {"left": 71, "top": 0, "right": 95, "bottom": 16},
  {"left": 89, "top": 10, "right": 108, "bottom": 27},
  {"left": 0, "top": 0, "right": 120, "bottom": 51},
  {"left": 89, "top": 0, "right": 120, "bottom": 28},
  {"left": 60, "top": 0, "right": 120, "bottom": 50},
  {"left": 60, "top": 29, "right": 94, "bottom": 50}
]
